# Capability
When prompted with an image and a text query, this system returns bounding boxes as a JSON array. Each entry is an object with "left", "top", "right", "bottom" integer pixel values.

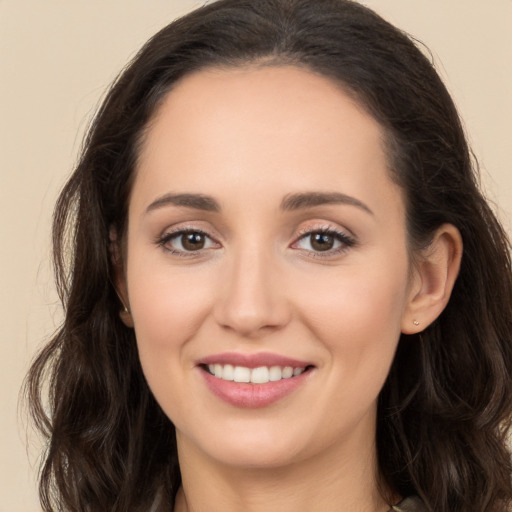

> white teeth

[
  {"left": 222, "top": 364, "right": 234, "bottom": 381},
  {"left": 207, "top": 364, "right": 307, "bottom": 383},
  {"left": 269, "top": 366, "right": 282, "bottom": 381},
  {"left": 233, "top": 366, "right": 251, "bottom": 383},
  {"left": 250, "top": 366, "right": 270, "bottom": 384},
  {"left": 282, "top": 366, "right": 293, "bottom": 378}
]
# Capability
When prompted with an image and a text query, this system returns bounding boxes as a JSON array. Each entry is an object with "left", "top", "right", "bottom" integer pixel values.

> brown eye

[
  {"left": 292, "top": 228, "right": 355, "bottom": 256},
  {"left": 159, "top": 229, "right": 218, "bottom": 254},
  {"left": 310, "top": 233, "right": 335, "bottom": 251},
  {"left": 181, "top": 232, "right": 206, "bottom": 251}
]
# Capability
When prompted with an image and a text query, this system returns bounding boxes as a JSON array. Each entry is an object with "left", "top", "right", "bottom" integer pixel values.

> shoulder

[{"left": 391, "top": 496, "right": 428, "bottom": 511}]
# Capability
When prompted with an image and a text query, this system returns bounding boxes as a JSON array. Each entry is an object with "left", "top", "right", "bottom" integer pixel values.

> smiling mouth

[{"left": 202, "top": 364, "right": 313, "bottom": 384}]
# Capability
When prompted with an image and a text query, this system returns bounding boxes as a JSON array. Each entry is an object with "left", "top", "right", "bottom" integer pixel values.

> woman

[{"left": 26, "top": 0, "right": 512, "bottom": 511}]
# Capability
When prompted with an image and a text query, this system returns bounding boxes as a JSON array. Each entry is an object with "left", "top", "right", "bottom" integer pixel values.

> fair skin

[{"left": 116, "top": 65, "right": 462, "bottom": 512}]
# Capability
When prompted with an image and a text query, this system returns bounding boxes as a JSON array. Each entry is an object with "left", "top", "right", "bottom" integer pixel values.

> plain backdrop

[{"left": 1, "top": 1, "right": 511, "bottom": 510}]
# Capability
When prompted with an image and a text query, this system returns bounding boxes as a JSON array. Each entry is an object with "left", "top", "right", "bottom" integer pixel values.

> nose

[{"left": 213, "top": 246, "right": 291, "bottom": 338}]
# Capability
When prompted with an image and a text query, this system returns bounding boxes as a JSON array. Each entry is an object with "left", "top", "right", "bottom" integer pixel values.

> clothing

[{"left": 390, "top": 496, "right": 427, "bottom": 511}]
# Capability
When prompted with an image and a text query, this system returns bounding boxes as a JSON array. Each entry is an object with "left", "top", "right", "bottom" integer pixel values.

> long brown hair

[{"left": 26, "top": 0, "right": 512, "bottom": 510}]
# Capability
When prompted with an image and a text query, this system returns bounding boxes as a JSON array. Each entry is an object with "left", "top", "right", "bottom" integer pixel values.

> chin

[{"left": 177, "top": 419, "right": 315, "bottom": 469}]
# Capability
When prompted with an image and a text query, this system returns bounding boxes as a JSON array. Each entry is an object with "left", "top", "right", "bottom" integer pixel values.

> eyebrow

[
  {"left": 146, "top": 193, "right": 221, "bottom": 213},
  {"left": 281, "top": 192, "right": 374, "bottom": 215},
  {"left": 145, "top": 191, "right": 373, "bottom": 215}
]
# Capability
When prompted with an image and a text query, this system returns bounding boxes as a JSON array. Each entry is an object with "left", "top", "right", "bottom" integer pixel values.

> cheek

[
  {"left": 126, "top": 257, "right": 216, "bottom": 369},
  {"left": 295, "top": 265, "right": 408, "bottom": 428},
  {"left": 126, "top": 262, "right": 220, "bottom": 427},
  {"left": 302, "top": 263, "right": 406, "bottom": 324},
  {"left": 295, "top": 257, "right": 409, "bottom": 373}
]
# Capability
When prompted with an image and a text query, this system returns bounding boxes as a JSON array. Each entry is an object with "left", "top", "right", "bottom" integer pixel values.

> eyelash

[
  {"left": 155, "top": 225, "right": 356, "bottom": 258},
  {"left": 155, "top": 227, "right": 218, "bottom": 257},
  {"left": 293, "top": 226, "right": 356, "bottom": 258}
]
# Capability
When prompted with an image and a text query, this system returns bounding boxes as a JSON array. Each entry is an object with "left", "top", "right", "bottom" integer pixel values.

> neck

[{"left": 173, "top": 431, "right": 393, "bottom": 512}]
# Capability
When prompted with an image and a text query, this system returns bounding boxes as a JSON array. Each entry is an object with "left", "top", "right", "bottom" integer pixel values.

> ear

[
  {"left": 401, "top": 224, "right": 463, "bottom": 334},
  {"left": 109, "top": 227, "right": 134, "bottom": 328}
]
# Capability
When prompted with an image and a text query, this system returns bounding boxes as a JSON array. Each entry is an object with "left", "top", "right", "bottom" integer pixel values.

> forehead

[
  {"left": 142, "top": 64, "right": 382, "bottom": 158},
  {"left": 132, "top": 65, "right": 401, "bottom": 218}
]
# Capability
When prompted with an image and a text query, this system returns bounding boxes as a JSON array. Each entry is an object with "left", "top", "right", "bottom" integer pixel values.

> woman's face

[{"left": 122, "top": 65, "right": 418, "bottom": 469}]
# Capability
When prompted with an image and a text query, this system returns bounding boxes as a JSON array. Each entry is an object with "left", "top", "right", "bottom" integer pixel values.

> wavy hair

[{"left": 26, "top": 0, "right": 512, "bottom": 510}]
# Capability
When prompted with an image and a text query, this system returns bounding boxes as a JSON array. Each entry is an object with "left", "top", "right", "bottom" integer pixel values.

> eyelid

[
  {"left": 155, "top": 225, "right": 221, "bottom": 256},
  {"left": 291, "top": 223, "right": 357, "bottom": 257},
  {"left": 153, "top": 221, "right": 356, "bottom": 258},
  {"left": 294, "top": 222, "right": 354, "bottom": 239}
]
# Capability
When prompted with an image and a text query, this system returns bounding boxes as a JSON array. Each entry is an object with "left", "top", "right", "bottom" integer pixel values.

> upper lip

[{"left": 197, "top": 352, "right": 313, "bottom": 369}]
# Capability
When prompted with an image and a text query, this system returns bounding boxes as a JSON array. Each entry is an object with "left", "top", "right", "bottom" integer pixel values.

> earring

[
  {"left": 119, "top": 308, "right": 134, "bottom": 328},
  {"left": 413, "top": 319, "right": 420, "bottom": 326},
  {"left": 113, "top": 286, "right": 130, "bottom": 313},
  {"left": 113, "top": 286, "right": 134, "bottom": 328}
]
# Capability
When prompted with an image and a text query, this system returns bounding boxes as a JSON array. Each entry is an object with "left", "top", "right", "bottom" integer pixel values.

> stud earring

[
  {"left": 413, "top": 320, "right": 420, "bottom": 326},
  {"left": 119, "top": 308, "right": 134, "bottom": 328},
  {"left": 113, "top": 286, "right": 134, "bottom": 328},
  {"left": 113, "top": 286, "right": 130, "bottom": 313}
]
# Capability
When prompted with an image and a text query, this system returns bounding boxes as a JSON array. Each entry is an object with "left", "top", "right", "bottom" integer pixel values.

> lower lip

[{"left": 200, "top": 368, "right": 311, "bottom": 408}]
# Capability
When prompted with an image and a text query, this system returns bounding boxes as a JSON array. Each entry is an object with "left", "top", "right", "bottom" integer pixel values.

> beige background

[{"left": 1, "top": 1, "right": 511, "bottom": 510}]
